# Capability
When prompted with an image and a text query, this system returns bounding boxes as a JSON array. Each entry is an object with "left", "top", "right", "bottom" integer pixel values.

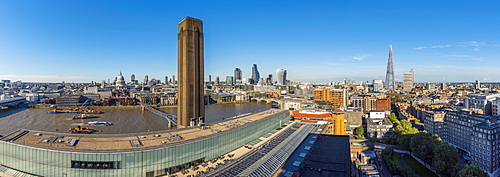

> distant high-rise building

[
  {"left": 251, "top": 64, "right": 260, "bottom": 84},
  {"left": 208, "top": 75, "right": 212, "bottom": 85},
  {"left": 172, "top": 75, "right": 175, "bottom": 84},
  {"left": 150, "top": 78, "right": 158, "bottom": 85},
  {"left": 165, "top": 76, "right": 169, "bottom": 85},
  {"left": 215, "top": 76, "right": 220, "bottom": 85},
  {"left": 177, "top": 17, "right": 205, "bottom": 127},
  {"left": 385, "top": 45, "right": 395, "bottom": 91},
  {"left": 131, "top": 74, "right": 135, "bottom": 82},
  {"left": 226, "top": 76, "right": 234, "bottom": 85},
  {"left": 402, "top": 69, "right": 414, "bottom": 92},
  {"left": 247, "top": 78, "right": 254, "bottom": 85},
  {"left": 440, "top": 83, "right": 447, "bottom": 90},
  {"left": 144, "top": 75, "right": 149, "bottom": 85},
  {"left": 257, "top": 78, "right": 266, "bottom": 85},
  {"left": 475, "top": 80, "right": 481, "bottom": 90},
  {"left": 276, "top": 69, "right": 287, "bottom": 85},
  {"left": 373, "top": 79, "right": 384, "bottom": 92},
  {"left": 234, "top": 68, "right": 242, "bottom": 84},
  {"left": 267, "top": 74, "right": 273, "bottom": 85}
]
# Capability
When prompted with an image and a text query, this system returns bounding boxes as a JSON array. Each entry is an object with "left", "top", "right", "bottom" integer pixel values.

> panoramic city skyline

[{"left": 0, "top": 1, "right": 499, "bottom": 83}]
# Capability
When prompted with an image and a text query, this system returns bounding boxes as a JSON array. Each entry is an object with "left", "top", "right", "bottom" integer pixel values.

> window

[{"left": 71, "top": 161, "right": 118, "bottom": 169}]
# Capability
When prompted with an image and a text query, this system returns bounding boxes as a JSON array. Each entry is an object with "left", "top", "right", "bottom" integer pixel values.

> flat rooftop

[
  {"left": 297, "top": 135, "right": 350, "bottom": 177},
  {"left": 4, "top": 109, "right": 286, "bottom": 153}
]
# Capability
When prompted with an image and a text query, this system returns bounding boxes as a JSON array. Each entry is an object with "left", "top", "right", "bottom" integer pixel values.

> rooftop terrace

[{"left": 4, "top": 109, "right": 286, "bottom": 153}]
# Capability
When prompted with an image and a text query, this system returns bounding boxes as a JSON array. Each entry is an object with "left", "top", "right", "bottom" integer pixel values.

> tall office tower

[
  {"left": 440, "top": 83, "right": 447, "bottom": 90},
  {"left": 402, "top": 69, "right": 414, "bottom": 92},
  {"left": 276, "top": 69, "right": 287, "bottom": 85},
  {"left": 165, "top": 76, "right": 169, "bottom": 85},
  {"left": 177, "top": 17, "right": 205, "bottom": 127},
  {"left": 131, "top": 74, "right": 136, "bottom": 82},
  {"left": 144, "top": 75, "right": 149, "bottom": 85},
  {"left": 172, "top": 75, "right": 175, "bottom": 84},
  {"left": 215, "top": 77, "right": 220, "bottom": 85},
  {"left": 226, "top": 76, "right": 234, "bottom": 85},
  {"left": 475, "top": 80, "right": 481, "bottom": 90},
  {"left": 267, "top": 74, "right": 273, "bottom": 85},
  {"left": 251, "top": 64, "right": 260, "bottom": 84},
  {"left": 385, "top": 45, "right": 395, "bottom": 91},
  {"left": 247, "top": 78, "right": 254, "bottom": 85},
  {"left": 373, "top": 79, "right": 384, "bottom": 92},
  {"left": 208, "top": 75, "right": 212, "bottom": 85},
  {"left": 101, "top": 80, "right": 106, "bottom": 88},
  {"left": 234, "top": 68, "right": 242, "bottom": 84}
]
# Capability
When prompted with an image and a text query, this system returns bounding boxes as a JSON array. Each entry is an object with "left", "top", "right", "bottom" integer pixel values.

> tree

[
  {"left": 397, "top": 134, "right": 413, "bottom": 150},
  {"left": 432, "top": 143, "right": 459, "bottom": 176},
  {"left": 457, "top": 164, "right": 488, "bottom": 177},
  {"left": 410, "top": 132, "right": 441, "bottom": 164},
  {"left": 393, "top": 120, "right": 418, "bottom": 135},
  {"left": 383, "top": 146, "right": 394, "bottom": 157},
  {"left": 355, "top": 126, "right": 364, "bottom": 139},
  {"left": 391, "top": 118, "right": 418, "bottom": 146},
  {"left": 391, "top": 95, "right": 406, "bottom": 102},
  {"left": 388, "top": 113, "right": 398, "bottom": 122}
]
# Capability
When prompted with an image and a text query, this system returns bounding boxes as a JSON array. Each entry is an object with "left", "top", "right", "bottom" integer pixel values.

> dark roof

[{"left": 298, "top": 135, "right": 350, "bottom": 177}]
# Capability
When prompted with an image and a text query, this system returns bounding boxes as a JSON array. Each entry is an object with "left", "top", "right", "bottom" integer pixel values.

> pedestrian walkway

[
  {"left": 374, "top": 148, "right": 392, "bottom": 177},
  {"left": 400, "top": 154, "right": 421, "bottom": 177}
]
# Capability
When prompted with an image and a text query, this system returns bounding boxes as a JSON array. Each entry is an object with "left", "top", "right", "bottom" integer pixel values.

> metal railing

[{"left": 138, "top": 102, "right": 177, "bottom": 125}]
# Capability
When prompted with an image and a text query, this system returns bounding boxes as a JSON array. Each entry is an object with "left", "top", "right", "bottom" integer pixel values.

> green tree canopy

[
  {"left": 394, "top": 120, "right": 419, "bottom": 135},
  {"left": 457, "top": 164, "right": 488, "bottom": 177},
  {"left": 391, "top": 95, "right": 406, "bottom": 102},
  {"left": 355, "top": 126, "right": 364, "bottom": 139},
  {"left": 432, "top": 143, "right": 459, "bottom": 176},
  {"left": 388, "top": 113, "right": 398, "bottom": 122},
  {"left": 410, "top": 132, "right": 441, "bottom": 164},
  {"left": 397, "top": 134, "right": 413, "bottom": 151},
  {"left": 382, "top": 146, "right": 394, "bottom": 157},
  {"left": 356, "top": 126, "right": 364, "bottom": 135}
]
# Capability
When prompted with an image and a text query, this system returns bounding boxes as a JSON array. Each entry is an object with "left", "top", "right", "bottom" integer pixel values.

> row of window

[{"left": 71, "top": 161, "right": 118, "bottom": 169}]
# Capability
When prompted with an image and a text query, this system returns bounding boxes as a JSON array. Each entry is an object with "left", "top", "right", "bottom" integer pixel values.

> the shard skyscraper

[{"left": 385, "top": 45, "right": 395, "bottom": 91}]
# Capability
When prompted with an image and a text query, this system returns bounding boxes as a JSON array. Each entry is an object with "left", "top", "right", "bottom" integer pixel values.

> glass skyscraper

[{"left": 251, "top": 64, "right": 260, "bottom": 84}]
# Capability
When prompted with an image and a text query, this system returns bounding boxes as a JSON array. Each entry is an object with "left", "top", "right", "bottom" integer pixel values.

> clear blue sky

[{"left": 1, "top": 1, "right": 499, "bottom": 83}]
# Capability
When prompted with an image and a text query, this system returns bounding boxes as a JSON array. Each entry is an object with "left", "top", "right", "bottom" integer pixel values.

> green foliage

[
  {"left": 383, "top": 146, "right": 394, "bottom": 157},
  {"left": 394, "top": 120, "right": 419, "bottom": 136},
  {"left": 388, "top": 113, "right": 398, "bottom": 122},
  {"left": 432, "top": 143, "right": 459, "bottom": 176},
  {"left": 356, "top": 134, "right": 362, "bottom": 139},
  {"left": 356, "top": 126, "right": 364, "bottom": 136},
  {"left": 391, "top": 95, "right": 406, "bottom": 102},
  {"left": 389, "top": 113, "right": 418, "bottom": 146},
  {"left": 457, "top": 164, "right": 488, "bottom": 177},
  {"left": 397, "top": 134, "right": 413, "bottom": 151},
  {"left": 404, "top": 154, "right": 439, "bottom": 177},
  {"left": 410, "top": 132, "right": 441, "bottom": 164},
  {"left": 314, "top": 100, "right": 331, "bottom": 105},
  {"left": 382, "top": 149, "right": 418, "bottom": 177}
]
